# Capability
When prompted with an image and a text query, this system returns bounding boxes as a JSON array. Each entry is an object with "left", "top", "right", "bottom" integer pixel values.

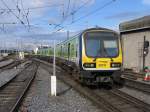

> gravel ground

[
  {"left": 119, "top": 87, "right": 150, "bottom": 104},
  {"left": 0, "top": 57, "right": 3, "bottom": 61},
  {"left": 0, "top": 61, "right": 32, "bottom": 87},
  {"left": 0, "top": 59, "right": 14, "bottom": 67},
  {"left": 19, "top": 66, "right": 102, "bottom": 112}
]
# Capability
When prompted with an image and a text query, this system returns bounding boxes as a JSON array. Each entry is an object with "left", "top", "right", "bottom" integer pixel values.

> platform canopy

[{"left": 119, "top": 15, "right": 150, "bottom": 32}]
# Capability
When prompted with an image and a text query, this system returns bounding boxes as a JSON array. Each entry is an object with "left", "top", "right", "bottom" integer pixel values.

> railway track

[
  {"left": 94, "top": 89, "right": 150, "bottom": 112},
  {"left": 0, "top": 62, "right": 38, "bottom": 112},
  {"left": 35, "top": 58, "right": 150, "bottom": 112},
  {"left": 0, "top": 60, "right": 22, "bottom": 74},
  {"left": 123, "top": 77, "right": 150, "bottom": 94},
  {"left": 0, "top": 57, "right": 8, "bottom": 62},
  {"left": 59, "top": 73, "right": 150, "bottom": 112},
  {"left": 0, "top": 60, "right": 21, "bottom": 70}
]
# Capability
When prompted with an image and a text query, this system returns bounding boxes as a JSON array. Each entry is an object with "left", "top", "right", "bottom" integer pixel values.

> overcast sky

[{"left": 0, "top": 0, "right": 150, "bottom": 49}]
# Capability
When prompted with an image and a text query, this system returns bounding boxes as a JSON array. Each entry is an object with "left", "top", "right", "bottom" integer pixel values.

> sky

[{"left": 0, "top": 0, "right": 150, "bottom": 49}]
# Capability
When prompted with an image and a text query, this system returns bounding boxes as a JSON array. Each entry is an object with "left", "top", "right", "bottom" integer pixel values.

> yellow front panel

[
  {"left": 82, "top": 31, "right": 123, "bottom": 70},
  {"left": 82, "top": 56, "right": 122, "bottom": 69}
]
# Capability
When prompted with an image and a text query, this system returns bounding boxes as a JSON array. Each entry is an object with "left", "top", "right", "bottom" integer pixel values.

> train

[{"left": 37, "top": 27, "right": 123, "bottom": 85}]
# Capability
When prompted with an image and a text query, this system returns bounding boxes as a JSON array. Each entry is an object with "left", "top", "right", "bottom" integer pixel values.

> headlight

[
  {"left": 111, "top": 63, "right": 121, "bottom": 68},
  {"left": 83, "top": 63, "right": 96, "bottom": 68}
]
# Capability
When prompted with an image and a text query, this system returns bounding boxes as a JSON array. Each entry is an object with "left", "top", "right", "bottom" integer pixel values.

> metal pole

[
  {"left": 51, "top": 40, "right": 56, "bottom": 96},
  {"left": 0, "top": 41, "right": 1, "bottom": 56},
  {"left": 4, "top": 41, "right": 5, "bottom": 54},
  {"left": 143, "top": 36, "right": 146, "bottom": 71},
  {"left": 67, "top": 30, "right": 69, "bottom": 40},
  {"left": 53, "top": 40, "right": 56, "bottom": 76}
]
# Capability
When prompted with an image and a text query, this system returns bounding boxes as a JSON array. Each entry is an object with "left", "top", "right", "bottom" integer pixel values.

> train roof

[
  {"left": 119, "top": 15, "right": 150, "bottom": 32},
  {"left": 82, "top": 27, "right": 117, "bottom": 33},
  {"left": 57, "top": 27, "right": 118, "bottom": 46}
]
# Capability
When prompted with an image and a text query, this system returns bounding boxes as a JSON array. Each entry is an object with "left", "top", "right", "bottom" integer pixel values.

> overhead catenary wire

[
  {"left": 64, "top": 0, "right": 92, "bottom": 24},
  {"left": 4, "top": 0, "right": 116, "bottom": 35},
  {"left": 20, "top": 0, "right": 30, "bottom": 30},
  {"left": 11, "top": 0, "right": 30, "bottom": 29},
  {"left": 0, "top": 0, "right": 63, "bottom": 32},
  {"left": 0, "top": 0, "right": 25, "bottom": 26},
  {"left": 71, "top": 0, "right": 92, "bottom": 16},
  {"left": 70, "top": 0, "right": 93, "bottom": 23},
  {"left": 0, "top": 0, "right": 117, "bottom": 40},
  {"left": 0, "top": 7, "right": 5, "bottom": 15},
  {"left": 66, "top": 0, "right": 71, "bottom": 18},
  {"left": 50, "top": 0, "right": 92, "bottom": 30},
  {"left": 71, "top": 0, "right": 76, "bottom": 22},
  {"left": 53, "top": 0, "right": 71, "bottom": 29},
  {"left": 50, "top": 0, "right": 117, "bottom": 36},
  {"left": 70, "top": 0, "right": 116, "bottom": 24}
]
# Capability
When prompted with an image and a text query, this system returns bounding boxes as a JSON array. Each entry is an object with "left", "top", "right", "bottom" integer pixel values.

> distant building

[{"left": 120, "top": 15, "right": 150, "bottom": 72}]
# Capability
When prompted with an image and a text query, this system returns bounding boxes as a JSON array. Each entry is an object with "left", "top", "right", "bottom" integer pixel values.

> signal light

[{"left": 144, "top": 41, "right": 149, "bottom": 56}]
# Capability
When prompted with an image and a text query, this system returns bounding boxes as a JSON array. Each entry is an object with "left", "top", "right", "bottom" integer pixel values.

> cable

[
  {"left": 71, "top": 0, "right": 92, "bottom": 15},
  {"left": 71, "top": 0, "right": 116, "bottom": 24},
  {"left": 0, "top": 7, "right": 5, "bottom": 15},
  {"left": 13, "top": 0, "right": 21, "bottom": 17},
  {"left": 65, "top": 0, "right": 71, "bottom": 18},
  {"left": 20, "top": 0, "right": 30, "bottom": 30},
  {"left": 50, "top": 0, "right": 117, "bottom": 36},
  {"left": 1, "top": 0, "right": 25, "bottom": 26},
  {"left": 10, "top": 0, "right": 30, "bottom": 30},
  {"left": 50, "top": 0, "right": 92, "bottom": 29},
  {"left": 71, "top": 0, "right": 76, "bottom": 22},
  {"left": 62, "top": 0, "right": 92, "bottom": 23}
]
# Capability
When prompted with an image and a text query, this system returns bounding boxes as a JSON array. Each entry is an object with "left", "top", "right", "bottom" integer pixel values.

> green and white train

[{"left": 37, "top": 27, "right": 123, "bottom": 85}]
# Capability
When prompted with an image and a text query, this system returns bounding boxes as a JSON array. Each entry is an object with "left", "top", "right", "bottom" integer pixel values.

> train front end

[{"left": 81, "top": 28, "right": 122, "bottom": 85}]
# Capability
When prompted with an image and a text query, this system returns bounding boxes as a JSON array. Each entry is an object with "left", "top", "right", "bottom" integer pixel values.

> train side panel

[{"left": 55, "top": 36, "right": 80, "bottom": 67}]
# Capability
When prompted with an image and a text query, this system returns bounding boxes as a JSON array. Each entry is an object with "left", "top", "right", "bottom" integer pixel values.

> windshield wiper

[
  {"left": 93, "top": 48, "right": 101, "bottom": 62},
  {"left": 103, "top": 47, "right": 114, "bottom": 62}
]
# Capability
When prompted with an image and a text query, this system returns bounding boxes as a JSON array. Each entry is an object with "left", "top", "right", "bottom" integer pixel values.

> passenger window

[
  {"left": 76, "top": 43, "right": 78, "bottom": 57},
  {"left": 61, "top": 46, "right": 62, "bottom": 56}
]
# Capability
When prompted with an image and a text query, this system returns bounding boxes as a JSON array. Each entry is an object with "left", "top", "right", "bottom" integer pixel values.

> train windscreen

[{"left": 84, "top": 32, "right": 119, "bottom": 57}]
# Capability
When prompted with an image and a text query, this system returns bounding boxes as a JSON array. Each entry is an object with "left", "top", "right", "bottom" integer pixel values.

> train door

[{"left": 60, "top": 46, "right": 62, "bottom": 56}]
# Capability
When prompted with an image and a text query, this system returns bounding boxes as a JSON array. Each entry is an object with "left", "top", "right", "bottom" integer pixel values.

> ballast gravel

[{"left": 19, "top": 66, "right": 102, "bottom": 112}]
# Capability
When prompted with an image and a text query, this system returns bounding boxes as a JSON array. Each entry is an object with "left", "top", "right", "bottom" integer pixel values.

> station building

[{"left": 119, "top": 15, "right": 150, "bottom": 72}]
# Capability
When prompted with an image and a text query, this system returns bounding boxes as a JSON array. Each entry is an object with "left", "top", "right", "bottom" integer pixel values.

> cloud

[
  {"left": 0, "top": 0, "right": 95, "bottom": 33},
  {"left": 0, "top": 0, "right": 95, "bottom": 49},
  {"left": 142, "top": 0, "right": 150, "bottom": 5},
  {"left": 105, "top": 10, "right": 150, "bottom": 21},
  {"left": 0, "top": 0, "right": 95, "bottom": 24},
  {"left": 105, "top": 11, "right": 141, "bottom": 20}
]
